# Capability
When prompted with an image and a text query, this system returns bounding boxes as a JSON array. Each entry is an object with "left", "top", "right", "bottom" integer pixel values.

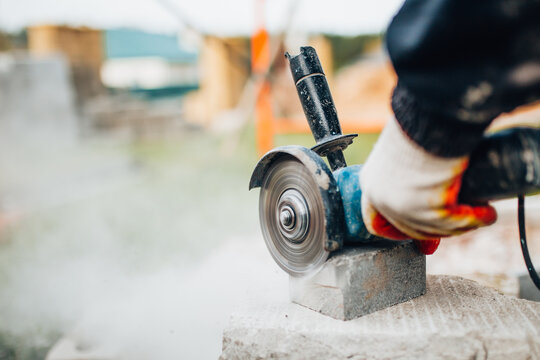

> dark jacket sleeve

[{"left": 386, "top": 0, "right": 540, "bottom": 157}]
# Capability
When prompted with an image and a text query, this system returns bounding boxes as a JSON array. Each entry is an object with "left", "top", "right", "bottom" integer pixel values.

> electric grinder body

[{"left": 249, "top": 47, "right": 540, "bottom": 279}]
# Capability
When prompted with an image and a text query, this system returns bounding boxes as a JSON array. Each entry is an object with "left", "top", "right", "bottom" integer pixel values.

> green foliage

[
  {"left": 0, "top": 29, "right": 28, "bottom": 51},
  {"left": 326, "top": 34, "right": 383, "bottom": 71},
  {"left": 0, "top": 332, "right": 56, "bottom": 360},
  {"left": 9, "top": 29, "right": 28, "bottom": 49}
]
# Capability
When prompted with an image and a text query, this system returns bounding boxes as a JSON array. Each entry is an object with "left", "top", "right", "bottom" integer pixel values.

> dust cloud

[{"left": 0, "top": 130, "right": 287, "bottom": 359}]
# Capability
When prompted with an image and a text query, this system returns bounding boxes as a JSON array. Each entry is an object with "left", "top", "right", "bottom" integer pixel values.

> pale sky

[{"left": 0, "top": 0, "right": 404, "bottom": 35}]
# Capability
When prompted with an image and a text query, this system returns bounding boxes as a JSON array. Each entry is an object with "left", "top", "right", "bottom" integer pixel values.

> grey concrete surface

[
  {"left": 290, "top": 240, "right": 425, "bottom": 320},
  {"left": 221, "top": 275, "right": 540, "bottom": 360}
]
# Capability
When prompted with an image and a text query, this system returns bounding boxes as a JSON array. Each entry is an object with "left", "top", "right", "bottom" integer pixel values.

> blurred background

[{"left": 0, "top": 0, "right": 539, "bottom": 358}]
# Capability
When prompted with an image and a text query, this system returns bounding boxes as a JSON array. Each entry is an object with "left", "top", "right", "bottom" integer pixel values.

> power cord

[{"left": 518, "top": 195, "right": 540, "bottom": 291}]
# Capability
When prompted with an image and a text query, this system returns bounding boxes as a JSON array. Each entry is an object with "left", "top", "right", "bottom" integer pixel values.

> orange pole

[{"left": 251, "top": 0, "right": 273, "bottom": 156}]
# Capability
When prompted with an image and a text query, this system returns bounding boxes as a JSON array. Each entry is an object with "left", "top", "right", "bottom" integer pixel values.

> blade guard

[{"left": 249, "top": 145, "right": 347, "bottom": 252}]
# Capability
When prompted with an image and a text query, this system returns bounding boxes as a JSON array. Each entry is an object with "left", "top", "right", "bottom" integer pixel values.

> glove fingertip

[
  {"left": 474, "top": 204, "right": 498, "bottom": 226},
  {"left": 449, "top": 203, "right": 498, "bottom": 227},
  {"left": 414, "top": 239, "right": 441, "bottom": 255}
]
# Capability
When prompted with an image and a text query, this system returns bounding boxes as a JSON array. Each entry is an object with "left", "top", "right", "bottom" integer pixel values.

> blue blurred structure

[
  {"left": 102, "top": 29, "right": 199, "bottom": 98},
  {"left": 104, "top": 29, "right": 197, "bottom": 62}
]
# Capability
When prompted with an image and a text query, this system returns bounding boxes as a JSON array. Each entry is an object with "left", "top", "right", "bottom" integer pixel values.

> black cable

[{"left": 518, "top": 195, "right": 540, "bottom": 291}]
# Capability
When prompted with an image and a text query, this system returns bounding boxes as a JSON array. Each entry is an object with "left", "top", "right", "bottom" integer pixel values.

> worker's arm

[
  {"left": 360, "top": 0, "right": 540, "bottom": 246},
  {"left": 388, "top": 0, "right": 540, "bottom": 157}
]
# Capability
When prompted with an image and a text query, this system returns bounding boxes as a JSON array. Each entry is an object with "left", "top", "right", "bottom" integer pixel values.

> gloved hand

[{"left": 360, "top": 117, "right": 498, "bottom": 254}]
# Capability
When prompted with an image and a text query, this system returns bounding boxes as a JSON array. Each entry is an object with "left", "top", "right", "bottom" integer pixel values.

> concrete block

[
  {"left": 290, "top": 240, "right": 425, "bottom": 320},
  {"left": 221, "top": 275, "right": 540, "bottom": 360}
]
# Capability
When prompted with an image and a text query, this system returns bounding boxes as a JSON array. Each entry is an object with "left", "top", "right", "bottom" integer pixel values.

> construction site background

[{"left": 8, "top": 25, "right": 399, "bottom": 132}]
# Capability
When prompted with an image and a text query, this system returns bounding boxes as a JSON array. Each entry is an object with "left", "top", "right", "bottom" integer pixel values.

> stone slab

[
  {"left": 290, "top": 240, "right": 425, "bottom": 320},
  {"left": 221, "top": 275, "right": 540, "bottom": 360}
]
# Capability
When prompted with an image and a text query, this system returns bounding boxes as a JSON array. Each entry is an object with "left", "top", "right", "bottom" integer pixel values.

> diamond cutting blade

[{"left": 259, "top": 157, "right": 329, "bottom": 277}]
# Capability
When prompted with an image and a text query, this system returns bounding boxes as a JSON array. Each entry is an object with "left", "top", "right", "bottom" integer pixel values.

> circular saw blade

[{"left": 259, "top": 157, "right": 329, "bottom": 277}]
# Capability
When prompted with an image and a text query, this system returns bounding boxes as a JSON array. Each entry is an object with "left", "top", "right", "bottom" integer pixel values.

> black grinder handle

[
  {"left": 286, "top": 47, "right": 357, "bottom": 171},
  {"left": 459, "top": 127, "right": 540, "bottom": 203}
]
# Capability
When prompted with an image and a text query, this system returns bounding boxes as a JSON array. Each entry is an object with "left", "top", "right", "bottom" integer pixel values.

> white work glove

[{"left": 360, "top": 117, "right": 497, "bottom": 254}]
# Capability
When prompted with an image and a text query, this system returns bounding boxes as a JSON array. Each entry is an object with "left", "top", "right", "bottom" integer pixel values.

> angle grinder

[{"left": 249, "top": 47, "right": 540, "bottom": 287}]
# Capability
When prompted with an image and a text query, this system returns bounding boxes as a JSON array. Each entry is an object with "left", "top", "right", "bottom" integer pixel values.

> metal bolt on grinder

[{"left": 249, "top": 47, "right": 540, "bottom": 286}]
